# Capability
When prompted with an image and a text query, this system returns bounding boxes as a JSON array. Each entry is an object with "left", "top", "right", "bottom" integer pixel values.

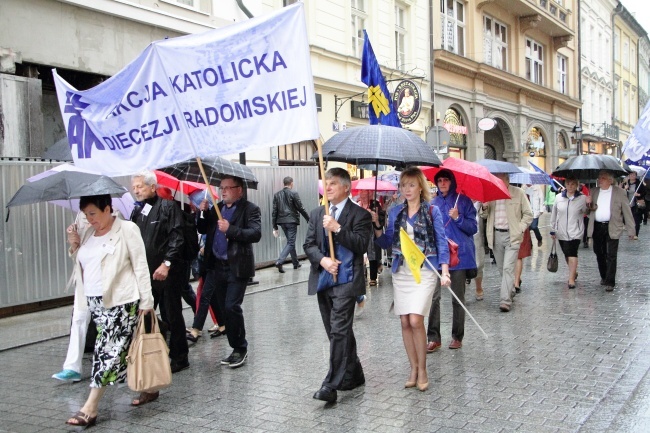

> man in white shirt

[{"left": 587, "top": 170, "right": 636, "bottom": 290}]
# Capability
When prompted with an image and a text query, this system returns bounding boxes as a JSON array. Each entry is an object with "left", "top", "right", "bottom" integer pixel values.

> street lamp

[{"left": 572, "top": 124, "right": 583, "bottom": 156}]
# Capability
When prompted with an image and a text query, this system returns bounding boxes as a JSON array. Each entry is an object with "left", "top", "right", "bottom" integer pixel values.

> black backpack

[{"left": 181, "top": 211, "right": 200, "bottom": 261}]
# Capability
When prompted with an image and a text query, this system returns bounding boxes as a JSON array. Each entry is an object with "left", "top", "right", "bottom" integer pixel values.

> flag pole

[
  {"left": 316, "top": 138, "right": 337, "bottom": 282},
  {"left": 195, "top": 157, "right": 222, "bottom": 220},
  {"left": 423, "top": 256, "right": 489, "bottom": 339}
]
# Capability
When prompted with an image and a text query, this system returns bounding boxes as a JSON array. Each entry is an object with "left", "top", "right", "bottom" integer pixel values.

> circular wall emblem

[
  {"left": 392, "top": 80, "right": 421, "bottom": 125},
  {"left": 477, "top": 117, "right": 497, "bottom": 131}
]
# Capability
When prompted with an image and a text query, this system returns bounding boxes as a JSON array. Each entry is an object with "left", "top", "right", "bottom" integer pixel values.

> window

[
  {"left": 591, "top": 89, "right": 596, "bottom": 129},
  {"left": 614, "top": 30, "right": 620, "bottom": 62},
  {"left": 175, "top": 0, "right": 195, "bottom": 6},
  {"left": 621, "top": 84, "right": 630, "bottom": 123},
  {"left": 395, "top": 4, "right": 406, "bottom": 71},
  {"left": 283, "top": 0, "right": 299, "bottom": 5},
  {"left": 623, "top": 36, "right": 629, "bottom": 69},
  {"left": 441, "top": 0, "right": 465, "bottom": 56},
  {"left": 631, "top": 45, "right": 636, "bottom": 73},
  {"left": 351, "top": 0, "right": 366, "bottom": 58},
  {"left": 526, "top": 39, "right": 544, "bottom": 85},
  {"left": 484, "top": 15, "right": 507, "bottom": 70},
  {"left": 557, "top": 54, "right": 567, "bottom": 94},
  {"left": 614, "top": 78, "right": 620, "bottom": 119}
]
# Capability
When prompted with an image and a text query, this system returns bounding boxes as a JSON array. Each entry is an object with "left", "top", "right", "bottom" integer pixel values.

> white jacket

[
  {"left": 526, "top": 185, "right": 545, "bottom": 218},
  {"left": 72, "top": 217, "right": 153, "bottom": 312},
  {"left": 550, "top": 192, "right": 588, "bottom": 241}
]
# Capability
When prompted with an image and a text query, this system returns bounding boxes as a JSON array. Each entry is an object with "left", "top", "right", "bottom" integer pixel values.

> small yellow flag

[{"left": 399, "top": 227, "right": 426, "bottom": 284}]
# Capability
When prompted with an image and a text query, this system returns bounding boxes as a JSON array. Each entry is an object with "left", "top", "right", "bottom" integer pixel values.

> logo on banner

[
  {"left": 392, "top": 80, "right": 421, "bottom": 125},
  {"left": 64, "top": 92, "right": 104, "bottom": 159}
]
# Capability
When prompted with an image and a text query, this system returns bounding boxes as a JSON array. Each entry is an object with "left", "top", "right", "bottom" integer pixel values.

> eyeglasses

[{"left": 220, "top": 185, "right": 241, "bottom": 191}]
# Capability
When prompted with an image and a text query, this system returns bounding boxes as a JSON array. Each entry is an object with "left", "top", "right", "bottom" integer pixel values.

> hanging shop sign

[{"left": 392, "top": 80, "right": 421, "bottom": 125}]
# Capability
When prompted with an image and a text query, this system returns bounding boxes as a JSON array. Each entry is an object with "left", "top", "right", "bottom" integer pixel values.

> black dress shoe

[
  {"left": 293, "top": 263, "right": 302, "bottom": 269},
  {"left": 275, "top": 263, "right": 285, "bottom": 273},
  {"left": 339, "top": 372, "right": 365, "bottom": 391},
  {"left": 170, "top": 356, "right": 190, "bottom": 373},
  {"left": 313, "top": 386, "right": 337, "bottom": 402}
]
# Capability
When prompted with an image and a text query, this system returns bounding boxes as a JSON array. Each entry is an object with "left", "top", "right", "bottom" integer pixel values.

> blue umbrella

[{"left": 474, "top": 159, "right": 522, "bottom": 174}]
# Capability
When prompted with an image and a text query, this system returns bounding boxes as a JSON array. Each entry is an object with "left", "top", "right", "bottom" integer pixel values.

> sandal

[
  {"left": 131, "top": 391, "right": 160, "bottom": 406},
  {"left": 210, "top": 329, "right": 226, "bottom": 338},
  {"left": 369, "top": 280, "right": 377, "bottom": 286},
  {"left": 66, "top": 411, "right": 97, "bottom": 427}
]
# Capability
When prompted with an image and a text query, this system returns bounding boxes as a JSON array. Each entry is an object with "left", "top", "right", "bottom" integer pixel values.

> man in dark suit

[
  {"left": 197, "top": 175, "right": 261, "bottom": 368},
  {"left": 272, "top": 176, "right": 310, "bottom": 272},
  {"left": 303, "top": 168, "right": 372, "bottom": 403}
]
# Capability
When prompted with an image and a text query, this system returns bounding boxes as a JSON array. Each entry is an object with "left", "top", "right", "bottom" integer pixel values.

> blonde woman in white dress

[{"left": 371, "top": 167, "right": 450, "bottom": 391}]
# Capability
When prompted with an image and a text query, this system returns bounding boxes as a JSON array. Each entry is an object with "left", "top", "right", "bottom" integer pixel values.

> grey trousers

[
  {"left": 427, "top": 269, "right": 466, "bottom": 342},
  {"left": 492, "top": 230, "right": 519, "bottom": 306}
]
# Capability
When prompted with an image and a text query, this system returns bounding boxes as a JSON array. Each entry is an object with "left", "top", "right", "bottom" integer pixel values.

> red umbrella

[
  {"left": 155, "top": 170, "right": 218, "bottom": 197},
  {"left": 352, "top": 177, "right": 398, "bottom": 192},
  {"left": 421, "top": 157, "right": 510, "bottom": 203}
]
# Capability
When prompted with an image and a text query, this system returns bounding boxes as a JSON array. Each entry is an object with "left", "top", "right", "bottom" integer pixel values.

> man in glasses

[{"left": 197, "top": 175, "right": 261, "bottom": 368}]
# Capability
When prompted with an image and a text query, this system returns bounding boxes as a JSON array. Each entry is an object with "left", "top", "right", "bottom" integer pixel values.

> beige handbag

[{"left": 126, "top": 313, "right": 172, "bottom": 393}]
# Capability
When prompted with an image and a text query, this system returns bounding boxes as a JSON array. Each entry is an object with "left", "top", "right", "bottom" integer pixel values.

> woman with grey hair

[{"left": 550, "top": 177, "right": 589, "bottom": 288}]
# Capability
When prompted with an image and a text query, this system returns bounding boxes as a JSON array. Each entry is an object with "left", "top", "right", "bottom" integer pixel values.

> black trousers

[
  {"left": 428, "top": 269, "right": 466, "bottom": 343},
  {"left": 192, "top": 269, "right": 225, "bottom": 331},
  {"left": 317, "top": 289, "right": 362, "bottom": 390},
  {"left": 632, "top": 207, "right": 642, "bottom": 236},
  {"left": 152, "top": 266, "right": 189, "bottom": 362},
  {"left": 210, "top": 261, "right": 248, "bottom": 352},
  {"left": 592, "top": 222, "right": 619, "bottom": 285}
]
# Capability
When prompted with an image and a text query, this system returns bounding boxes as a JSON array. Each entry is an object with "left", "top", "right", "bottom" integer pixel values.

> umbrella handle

[
  {"left": 316, "top": 139, "right": 337, "bottom": 282},
  {"left": 195, "top": 157, "right": 222, "bottom": 220}
]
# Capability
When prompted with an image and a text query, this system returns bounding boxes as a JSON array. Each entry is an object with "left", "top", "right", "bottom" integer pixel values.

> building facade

[
  {"left": 2, "top": 0, "right": 583, "bottom": 172},
  {"left": 638, "top": 35, "right": 650, "bottom": 117},
  {"left": 431, "top": 0, "right": 581, "bottom": 171},
  {"left": 612, "top": 2, "right": 646, "bottom": 152},
  {"left": 0, "top": 0, "right": 249, "bottom": 158},
  {"left": 579, "top": 0, "right": 618, "bottom": 156}
]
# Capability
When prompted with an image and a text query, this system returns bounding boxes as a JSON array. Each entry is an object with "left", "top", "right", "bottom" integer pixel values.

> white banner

[
  {"left": 53, "top": 3, "right": 318, "bottom": 176},
  {"left": 622, "top": 100, "right": 650, "bottom": 162}
]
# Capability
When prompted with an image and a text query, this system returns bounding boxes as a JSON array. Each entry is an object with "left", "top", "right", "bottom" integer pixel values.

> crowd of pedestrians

[{"left": 53, "top": 165, "right": 645, "bottom": 424}]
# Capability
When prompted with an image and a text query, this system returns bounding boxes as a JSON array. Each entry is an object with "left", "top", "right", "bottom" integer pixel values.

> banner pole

[
  {"left": 316, "top": 138, "right": 337, "bottom": 282},
  {"left": 195, "top": 157, "right": 222, "bottom": 220}
]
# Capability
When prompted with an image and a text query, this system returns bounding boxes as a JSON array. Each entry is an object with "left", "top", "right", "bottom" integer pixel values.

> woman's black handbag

[{"left": 547, "top": 240, "right": 559, "bottom": 273}]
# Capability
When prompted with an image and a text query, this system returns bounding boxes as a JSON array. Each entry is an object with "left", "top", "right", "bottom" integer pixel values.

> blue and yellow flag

[
  {"left": 361, "top": 30, "right": 402, "bottom": 127},
  {"left": 399, "top": 227, "right": 425, "bottom": 284}
]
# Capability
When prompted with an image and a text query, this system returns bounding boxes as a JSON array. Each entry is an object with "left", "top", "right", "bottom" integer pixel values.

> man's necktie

[{"left": 330, "top": 205, "right": 337, "bottom": 220}]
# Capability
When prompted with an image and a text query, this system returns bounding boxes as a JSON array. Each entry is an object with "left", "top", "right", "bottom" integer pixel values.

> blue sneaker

[{"left": 52, "top": 369, "right": 81, "bottom": 382}]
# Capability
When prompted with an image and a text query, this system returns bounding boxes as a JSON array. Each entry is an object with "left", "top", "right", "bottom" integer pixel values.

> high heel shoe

[
  {"left": 417, "top": 381, "right": 429, "bottom": 392},
  {"left": 405, "top": 380, "right": 417, "bottom": 388}
]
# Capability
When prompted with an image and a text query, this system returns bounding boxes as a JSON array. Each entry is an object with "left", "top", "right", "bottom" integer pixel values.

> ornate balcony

[{"left": 478, "top": 0, "right": 574, "bottom": 38}]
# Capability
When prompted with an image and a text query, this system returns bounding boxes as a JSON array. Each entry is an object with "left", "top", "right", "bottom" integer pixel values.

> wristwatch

[
  {"left": 334, "top": 226, "right": 342, "bottom": 234},
  {"left": 163, "top": 260, "right": 171, "bottom": 267}
]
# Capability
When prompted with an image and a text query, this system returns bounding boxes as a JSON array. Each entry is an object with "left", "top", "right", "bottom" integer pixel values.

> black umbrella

[
  {"left": 6, "top": 171, "right": 128, "bottom": 220},
  {"left": 159, "top": 156, "right": 258, "bottom": 189},
  {"left": 552, "top": 154, "right": 628, "bottom": 179},
  {"left": 314, "top": 125, "right": 442, "bottom": 168},
  {"left": 42, "top": 137, "right": 73, "bottom": 161}
]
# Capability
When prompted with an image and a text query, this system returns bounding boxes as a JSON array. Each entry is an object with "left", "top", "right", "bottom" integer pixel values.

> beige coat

[
  {"left": 480, "top": 185, "right": 533, "bottom": 249},
  {"left": 72, "top": 217, "right": 153, "bottom": 312},
  {"left": 587, "top": 186, "right": 636, "bottom": 239}
]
